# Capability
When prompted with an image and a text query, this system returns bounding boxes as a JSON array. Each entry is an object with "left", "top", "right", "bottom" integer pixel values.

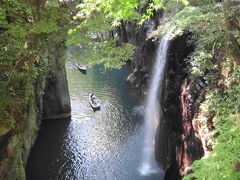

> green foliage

[
  {"left": 30, "top": 20, "right": 59, "bottom": 34},
  {"left": 138, "top": 0, "right": 187, "bottom": 24},
  {"left": 0, "top": 7, "right": 7, "bottom": 26},
  {"left": 69, "top": 0, "right": 190, "bottom": 68},
  {"left": 149, "top": 5, "right": 225, "bottom": 41},
  {"left": 184, "top": 65, "right": 240, "bottom": 180},
  {"left": 67, "top": 31, "right": 136, "bottom": 69},
  {"left": 98, "top": 0, "right": 140, "bottom": 25},
  {"left": 163, "top": 2, "right": 239, "bottom": 179},
  {"left": 76, "top": 0, "right": 140, "bottom": 27},
  {"left": 139, "top": 0, "right": 165, "bottom": 23},
  {"left": 184, "top": 115, "right": 240, "bottom": 180},
  {"left": 68, "top": 0, "right": 140, "bottom": 69},
  {"left": 0, "top": 0, "right": 70, "bottom": 130},
  {"left": 189, "top": 0, "right": 212, "bottom": 6}
]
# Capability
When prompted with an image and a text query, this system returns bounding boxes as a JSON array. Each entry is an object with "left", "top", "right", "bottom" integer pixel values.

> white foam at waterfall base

[
  {"left": 139, "top": 31, "right": 172, "bottom": 176},
  {"left": 139, "top": 163, "right": 160, "bottom": 176},
  {"left": 133, "top": 105, "right": 145, "bottom": 116}
]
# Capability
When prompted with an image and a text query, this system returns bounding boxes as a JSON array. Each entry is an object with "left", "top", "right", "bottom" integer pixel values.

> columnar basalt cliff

[{"left": 160, "top": 35, "right": 206, "bottom": 179}]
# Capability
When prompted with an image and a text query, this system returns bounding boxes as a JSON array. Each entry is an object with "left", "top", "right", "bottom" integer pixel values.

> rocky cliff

[
  {"left": 43, "top": 44, "right": 71, "bottom": 120},
  {"left": 0, "top": 45, "right": 71, "bottom": 180},
  {"left": 159, "top": 34, "right": 206, "bottom": 179},
  {"left": 121, "top": 14, "right": 207, "bottom": 179}
]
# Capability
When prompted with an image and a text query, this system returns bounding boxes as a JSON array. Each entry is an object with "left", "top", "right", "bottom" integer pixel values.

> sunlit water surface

[{"left": 26, "top": 64, "right": 164, "bottom": 180}]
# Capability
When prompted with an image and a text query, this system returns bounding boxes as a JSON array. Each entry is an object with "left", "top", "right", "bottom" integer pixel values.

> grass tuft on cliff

[{"left": 184, "top": 114, "right": 240, "bottom": 180}]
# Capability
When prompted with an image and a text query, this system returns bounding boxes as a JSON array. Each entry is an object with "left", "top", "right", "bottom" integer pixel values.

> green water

[{"left": 26, "top": 63, "right": 164, "bottom": 180}]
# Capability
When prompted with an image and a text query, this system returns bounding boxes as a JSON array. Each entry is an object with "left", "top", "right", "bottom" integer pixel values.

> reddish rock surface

[{"left": 176, "top": 79, "right": 204, "bottom": 174}]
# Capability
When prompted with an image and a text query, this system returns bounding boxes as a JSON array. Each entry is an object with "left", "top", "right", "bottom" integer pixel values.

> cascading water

[{"left": 139, "top": 31, "right": 172, "bottom": 176}]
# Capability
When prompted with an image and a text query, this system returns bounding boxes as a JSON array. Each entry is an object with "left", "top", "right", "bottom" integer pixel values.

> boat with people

[
  {"left": 89, "top": 93, "right": 100, "bottom": 110},
  {"left": 76, "top": 63, "right": 87, "bottom": 74}
]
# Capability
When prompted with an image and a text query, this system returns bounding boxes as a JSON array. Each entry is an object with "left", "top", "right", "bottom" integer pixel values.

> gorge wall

[
  {"left": 0, "top": 45, "right": 71, "bottom": 180},
  {"left": 0, "top": 1, "right": 72, "bottom": 179},
  {"left": 159, "top": 34, "right": 206, "bottom": 179},
  {"left": 121, "top": 14, "right": 206, "bottom": 179},
  {"left": 43, "top": 45, "right": 71, "bottom": 120}
]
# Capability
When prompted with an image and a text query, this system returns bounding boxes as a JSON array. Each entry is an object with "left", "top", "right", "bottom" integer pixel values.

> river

[{"left": 26, "top": 64, "right": 164, "bottom": 180}]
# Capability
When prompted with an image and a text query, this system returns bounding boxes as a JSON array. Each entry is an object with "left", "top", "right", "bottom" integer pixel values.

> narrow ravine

[{"left": 26, "top": 64, "right": 164, "bottom": 180}]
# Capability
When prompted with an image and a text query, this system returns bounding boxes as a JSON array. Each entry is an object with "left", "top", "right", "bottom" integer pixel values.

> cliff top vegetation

[
  {"left": 0, "top": 0, "right": 69, "bottom": 135},
  {"left": 0, "top": 0, "right": 239, "bottom": 179}
]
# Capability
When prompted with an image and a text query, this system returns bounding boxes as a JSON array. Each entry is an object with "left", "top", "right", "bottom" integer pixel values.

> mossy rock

[
  {"left": 0, "top": 136, "right": 25, "bottom": 180},
  {"left": 0, "top": 123, "right": 11, "bottom": 137}
]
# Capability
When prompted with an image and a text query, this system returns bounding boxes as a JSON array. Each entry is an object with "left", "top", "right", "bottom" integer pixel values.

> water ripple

[{"left": 26, "top": 65, "right": 164, "bottom": 180}]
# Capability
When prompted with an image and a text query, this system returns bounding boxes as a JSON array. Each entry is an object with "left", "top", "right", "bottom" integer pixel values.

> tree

[{"left": 0, "top": 0, "right": 69, "bottom": 135}]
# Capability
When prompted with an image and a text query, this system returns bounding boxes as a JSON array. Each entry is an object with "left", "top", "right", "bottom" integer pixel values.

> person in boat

[{"left": 90, "top": 93, "right": 98, "bottom": 104}]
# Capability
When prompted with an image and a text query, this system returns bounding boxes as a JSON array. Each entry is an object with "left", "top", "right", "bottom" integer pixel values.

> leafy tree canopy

[
  {"left": 67, "top": 0, "right": 188, "bottom": 68},
  {"left": 0, "top": 0, "right": 69, "bottom": 130}
]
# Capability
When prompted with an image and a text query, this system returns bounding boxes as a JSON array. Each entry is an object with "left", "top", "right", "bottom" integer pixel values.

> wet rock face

[
  {"left": 125, "top": 28, "right": 206, "bottom": 178},
  {"left": 43, "top": 67, "right": 71, "bottom": 119},
  {"left": 119, "top": 18, "right": 159, "bottom": 94},
  {"left": 126, "top": 37, "right": 158, "bottom": 94},
  {"left": 0, "top": 132, "right": 12, "bottom": 162},
  {"left": 119, "top": 14, "right": 206, "bottom": 178},
  {"left": 177, "top": 79, "right": 205, "bottom": 174},
  {"left": 43, "top": 42, "right": 71, "bottom": 120},
  {"left": 126, "top": 66, "right": 149, "bottom": 94},
  {"left": 160, "top": 34, "right": 205, "bottom": 179},
  {"left": 154, "top": 34, "right": 194, "bottom": 179}
]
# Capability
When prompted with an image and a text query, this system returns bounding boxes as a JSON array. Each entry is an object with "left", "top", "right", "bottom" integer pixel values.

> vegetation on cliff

[
  {"left": 67, "top": 0, "right": 187, "bottom": 69},
  {"left": 0, "top": 0, "right": 239, "bottom": 179},
  {"left": 168, "top": 1, "right": 240, "bottom": 179},
  {"left": 0, "top": 0, "right": 69, "bottom": 134},
  {"left": 147, "top": 0, "right": 240, "bottom": 179},
  {"left": 67, "top": 0, "right": 139, "bottom": 68},
  {"left": 0, "top": 0, "right": 70, "bottom": 178}
]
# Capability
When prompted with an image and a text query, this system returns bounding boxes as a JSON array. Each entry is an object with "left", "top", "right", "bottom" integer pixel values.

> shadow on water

[
  {"left": 26, "top": 118, "right": 71, "bottom": 180},
  {"left": 78, "top": 69, "right": 87, "bottom": 75},
  {"left": 26, "top": 64, "right": 164, "bottom": 180}
]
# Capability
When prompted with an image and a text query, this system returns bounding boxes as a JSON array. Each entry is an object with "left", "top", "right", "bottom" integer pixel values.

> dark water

[{"left": 26, "top": 64, "right": 164, "bottom": 180}]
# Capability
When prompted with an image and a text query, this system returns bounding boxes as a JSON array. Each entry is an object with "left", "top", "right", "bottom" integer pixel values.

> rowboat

[
  {"left": 76, "top": 63, "right": 87, "bottom": 74},
  {"left": 89, "top": 93, "right": 100, "bottom": 110}
]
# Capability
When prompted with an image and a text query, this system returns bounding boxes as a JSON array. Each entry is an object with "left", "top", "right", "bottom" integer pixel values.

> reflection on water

[{"left": 26, "top": 64, "right": 164, "bottom": 180}]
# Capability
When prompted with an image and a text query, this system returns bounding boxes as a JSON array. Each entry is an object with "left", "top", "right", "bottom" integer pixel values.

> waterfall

[{"left": 139, "top": 32, "right": 171, "bottom": 175}]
